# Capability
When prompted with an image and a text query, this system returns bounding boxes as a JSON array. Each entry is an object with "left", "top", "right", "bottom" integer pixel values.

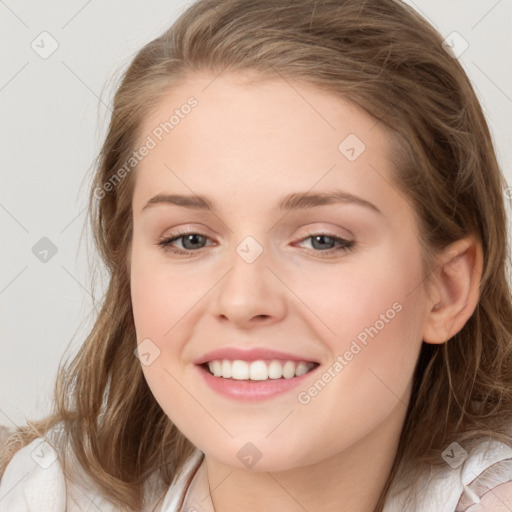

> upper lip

[{"left": 193, "top": 347, "right": 320, "bottom": 365}]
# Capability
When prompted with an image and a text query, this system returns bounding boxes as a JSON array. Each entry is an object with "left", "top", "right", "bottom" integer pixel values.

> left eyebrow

[
  {"left": 141, "top": 189, "right": 383, "bottom": 216},
  {"left": 278, "top": 190, "right": 383, "bottom": 215}
]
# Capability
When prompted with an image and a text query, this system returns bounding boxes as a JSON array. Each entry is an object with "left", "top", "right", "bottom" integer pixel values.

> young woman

[{"left": 2, "top": 1, "right": 512, "bottom": 511}]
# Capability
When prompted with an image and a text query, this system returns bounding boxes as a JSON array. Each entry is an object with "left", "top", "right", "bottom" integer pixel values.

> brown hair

[{"left": 2, "top": 0, "right": 512, "bottom": 510}]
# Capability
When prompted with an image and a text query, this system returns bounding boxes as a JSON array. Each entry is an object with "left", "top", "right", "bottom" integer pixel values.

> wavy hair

[{"left": 2, "top": 1, "right": 512, "bottom": 510}]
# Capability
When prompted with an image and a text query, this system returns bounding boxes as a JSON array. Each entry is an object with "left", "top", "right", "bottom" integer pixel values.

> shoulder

[
  {"left": 0, "top": 432, "right": 118, "bottom": 512},
  {"left": 457, "top": 438, "right": 512, "bottom": 512},
  {"left": 383, "top": 433, "right": 512, "bottom": 512},
  {"left": 0, "top": 437, "right": 66, "bottom": 512}
]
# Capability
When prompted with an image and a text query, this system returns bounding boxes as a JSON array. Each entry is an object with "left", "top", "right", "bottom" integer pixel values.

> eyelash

[{"left": 156, "top": 229, "right": 356, "bottom": 258}]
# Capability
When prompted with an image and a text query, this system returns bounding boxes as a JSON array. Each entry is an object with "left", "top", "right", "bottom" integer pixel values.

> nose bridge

[{"left": 211, "top": 234, "right": 287, "bottom": 326}]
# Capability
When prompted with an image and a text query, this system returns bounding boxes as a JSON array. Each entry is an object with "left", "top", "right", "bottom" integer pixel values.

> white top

[{"left": 1, "top": 428, "right": 512, "bottom": 511}]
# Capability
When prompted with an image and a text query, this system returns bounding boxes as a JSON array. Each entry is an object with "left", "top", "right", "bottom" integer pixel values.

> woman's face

[{"left": 129, "top": 71, "right": 430, "bottom": 471}]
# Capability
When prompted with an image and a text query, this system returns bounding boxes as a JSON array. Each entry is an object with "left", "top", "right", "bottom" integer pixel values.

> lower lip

[{"left": 196, "top": 364, "right": 319, "bottom": 401}]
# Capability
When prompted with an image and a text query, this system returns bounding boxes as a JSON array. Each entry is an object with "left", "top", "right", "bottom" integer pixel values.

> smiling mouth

[{"left": 200, "top": 359, "right": 320, "bottom": 381}]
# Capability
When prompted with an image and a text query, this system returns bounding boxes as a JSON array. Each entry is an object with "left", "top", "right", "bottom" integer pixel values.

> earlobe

[{"left": 422, "top": 235, "right": 483, "bottom": 344}]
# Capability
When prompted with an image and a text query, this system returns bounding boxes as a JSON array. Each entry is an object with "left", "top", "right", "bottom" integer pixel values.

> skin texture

[
  {"left": 129, "top": 72, "right": 483, "bottom": 511},
  {"left": 478, "top": 481, "right": 512, "bottom": 511}
]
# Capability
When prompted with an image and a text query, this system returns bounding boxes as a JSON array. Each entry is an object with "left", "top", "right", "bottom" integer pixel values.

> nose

[{"left": 210, "top": 240, "right": 288, "bottom": 329}]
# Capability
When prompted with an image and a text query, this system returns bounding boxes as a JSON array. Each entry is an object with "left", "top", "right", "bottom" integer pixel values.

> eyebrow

[{"left": 142, "top": 190, "right": 383, "bottom": 215}]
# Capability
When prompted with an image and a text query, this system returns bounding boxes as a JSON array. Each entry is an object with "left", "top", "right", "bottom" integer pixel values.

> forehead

[
  {"left": 137, "top": 70, "right": 392, "bottom": 149},
  {"left": 132, "top": 71, "right": 403, "bottom": 216}
]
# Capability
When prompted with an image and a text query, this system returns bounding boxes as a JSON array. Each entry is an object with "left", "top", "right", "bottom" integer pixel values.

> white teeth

[
  {"left": 295, "top": 362, "right": 310, "bottom": 377},
  {"left": 211, "top": 360, "right": 222, "bottom": 377},
  {"left": 282, "top": 361, "right": 295, "bottom": 379},
  {"left": 231, "top": 360, "right": 249, "bottom": 380},
  {"left": 221, "top": 359, "right": 232, "bottom": 378},
  {"left": 206, "top": 359, "right": 316, "bottom": 380},
  {"left": 268, "top": 360, "right": 282, "bottom": 379},
  {"left": 249, "top": 360, "right": 268, "bottom": 381}
]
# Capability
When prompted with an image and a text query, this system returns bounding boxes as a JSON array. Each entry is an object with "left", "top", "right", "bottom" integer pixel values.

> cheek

[
  {"left": 288, "top": 244, "right": 426, "bottom": 410},
  {"left": 129, "top": 247, "right": 203, "bottom": 419},
  {"left": 287, "top": 268, "right": 424, "bottom": 464},
  {"left": 287, "top": 243, "right": 425, "bottom": 348},
  {"left": 130, "top": 244, "right": 201, "bottom": 340}
]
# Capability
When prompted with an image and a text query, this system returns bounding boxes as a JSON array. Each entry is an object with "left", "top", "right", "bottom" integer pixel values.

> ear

[{"left": 422, "top": 234, "right": 483, "bottom": 344}]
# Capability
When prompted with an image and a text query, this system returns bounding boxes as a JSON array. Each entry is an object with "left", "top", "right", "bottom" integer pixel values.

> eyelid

[
  {"left": 158, "top": 223, "right": 214, "bottom": 238},
  {"left": 293, "top": 225, "right": 353, "bottom": 242},
  {"left": 156, "top": 225, "right": 357, "bottom": 259},
  {"left": 158, "top": 223, "right": 352, "bottom": 244}
]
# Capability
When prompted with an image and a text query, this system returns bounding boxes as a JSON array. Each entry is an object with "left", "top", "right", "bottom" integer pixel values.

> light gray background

[{"left": 1, "top": 0, "right": 511, "bottom": 429}]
